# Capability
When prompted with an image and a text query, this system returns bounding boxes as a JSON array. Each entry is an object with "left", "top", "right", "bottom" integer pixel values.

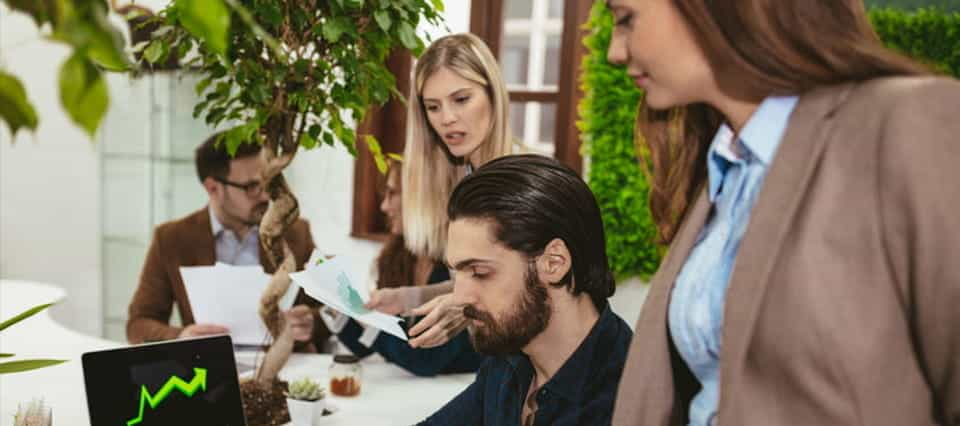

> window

[{"left": 472, "top": 0, "right": 593, "bottom": 172}]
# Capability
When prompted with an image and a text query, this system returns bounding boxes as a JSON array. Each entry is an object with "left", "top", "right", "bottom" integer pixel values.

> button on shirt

[
  {"left": 209, "top": 207, "right": 260, "bottom": 266},
  {"left": 668, "top": 96, "right": 798, "bottom": 426},
  {"left": 419, "top": 304, "right": 632, "bottom": 426}
]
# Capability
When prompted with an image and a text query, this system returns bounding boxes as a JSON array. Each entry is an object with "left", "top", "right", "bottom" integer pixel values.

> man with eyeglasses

[{"left": 126, "top": 133, "right": 329, "bottom": 350}]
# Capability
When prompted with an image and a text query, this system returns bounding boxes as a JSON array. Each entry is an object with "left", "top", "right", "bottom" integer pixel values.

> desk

[{"left": 0, "top": 280, "right": 473, "bottom": 425}]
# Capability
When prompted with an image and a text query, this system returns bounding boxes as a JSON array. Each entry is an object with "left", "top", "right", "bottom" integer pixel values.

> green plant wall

[{"left": 579, "top": 3, "right": 960, "bottom": 280}]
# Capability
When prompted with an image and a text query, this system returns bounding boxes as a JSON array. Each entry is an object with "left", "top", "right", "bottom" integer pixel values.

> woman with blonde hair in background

[
  {"left": 604, "top": 0, "right": 960, "bottom": 425},
  {"left": 364, "top": 32, "right": 514, "bottom": 348}
]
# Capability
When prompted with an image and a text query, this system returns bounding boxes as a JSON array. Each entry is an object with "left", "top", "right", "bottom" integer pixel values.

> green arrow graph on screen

[{"left": 126, "top": 367, "right": 207, "bottom": 426}]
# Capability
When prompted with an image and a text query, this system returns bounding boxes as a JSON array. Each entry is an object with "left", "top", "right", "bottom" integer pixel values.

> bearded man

[{"left": 419, "top": 154, "right": 633, "bottom": 426}]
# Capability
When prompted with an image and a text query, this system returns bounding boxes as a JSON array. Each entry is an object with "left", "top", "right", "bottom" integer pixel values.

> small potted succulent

[{"left": 285, "top": 377, "right": 326, "bottom": 426}]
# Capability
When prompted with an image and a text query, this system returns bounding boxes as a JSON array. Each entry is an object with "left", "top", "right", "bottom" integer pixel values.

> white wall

[
  {"left": 0, "top": 2, "right": 473, "bottom": 337},
  {"left": 0, "top": 7, "right": 103, "bottom": 335}
]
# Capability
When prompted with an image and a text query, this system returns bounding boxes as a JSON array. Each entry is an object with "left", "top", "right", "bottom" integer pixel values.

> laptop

[{"left": 82, "top": 335, "right": 247, "bottom": 426}]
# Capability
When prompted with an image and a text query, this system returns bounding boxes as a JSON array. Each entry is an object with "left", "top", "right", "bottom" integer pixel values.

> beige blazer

[{"left": 613, "top": 76, "right": 960, "bottom": 425}]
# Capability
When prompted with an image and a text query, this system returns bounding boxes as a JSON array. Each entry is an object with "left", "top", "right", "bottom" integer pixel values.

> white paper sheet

[
  {"left": 290, "top": 256, "right": 408, "bottom": 341},
  {"left": 179, "top": 263, "right": 300, "bottom": 345}
]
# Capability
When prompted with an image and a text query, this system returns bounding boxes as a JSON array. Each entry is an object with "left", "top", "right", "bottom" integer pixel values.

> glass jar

[{"left": 329, "top": 354, "right": 362, "bottom": 397}]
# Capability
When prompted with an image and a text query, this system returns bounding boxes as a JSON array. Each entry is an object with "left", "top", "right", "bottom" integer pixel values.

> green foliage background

[{"left": 579, "top": 3, "right": 960, "bottom": 280}]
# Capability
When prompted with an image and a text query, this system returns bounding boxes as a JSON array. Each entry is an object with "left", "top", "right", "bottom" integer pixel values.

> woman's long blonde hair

[{"left": 403, "top": 33, "right": 513, "bottom": 259}]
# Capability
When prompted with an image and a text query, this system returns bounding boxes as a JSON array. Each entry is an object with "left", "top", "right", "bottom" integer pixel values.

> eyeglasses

[{"left": 214, "top": 177, "right": 264, "bottom": 197}]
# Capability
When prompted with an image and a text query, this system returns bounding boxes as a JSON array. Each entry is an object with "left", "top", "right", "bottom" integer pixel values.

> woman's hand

[
  {"left": 406, "top": 294, "right": 467, "bottom": 348},
  {"left": 364, "top": 287, "right": 417, "bottom": 316}
]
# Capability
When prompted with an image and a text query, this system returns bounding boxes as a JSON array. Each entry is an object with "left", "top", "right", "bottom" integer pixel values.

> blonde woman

[{"left": 364, "top": 33, "right": 514, "bottom": 348}]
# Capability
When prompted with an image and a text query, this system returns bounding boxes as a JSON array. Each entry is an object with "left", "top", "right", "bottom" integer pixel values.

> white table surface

[{"left": 0, "top": 280, "right": 473, "bottom": 425}]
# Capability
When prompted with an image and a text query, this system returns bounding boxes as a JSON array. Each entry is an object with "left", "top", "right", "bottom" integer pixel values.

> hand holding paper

[
  {"left": 179, "top": 263, "right": 301, "bottom": 345},
  {"left": 290, "top": 256, "right": 409, "bottom": 341}
]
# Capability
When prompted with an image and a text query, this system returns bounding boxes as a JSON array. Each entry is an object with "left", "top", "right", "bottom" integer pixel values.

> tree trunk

[{"left": 253, "top": 122, "right": 300, "bottom": 386}]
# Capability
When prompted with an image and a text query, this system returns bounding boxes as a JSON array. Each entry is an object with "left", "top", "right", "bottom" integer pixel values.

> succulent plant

[
  {"left": 286, "top": 377, "right": 325, "bottom": 401},
  {"left": 14, "top": 398, "right": 52, "bottom": 426}
]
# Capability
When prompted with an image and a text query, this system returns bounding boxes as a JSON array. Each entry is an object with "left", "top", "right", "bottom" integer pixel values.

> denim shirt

[
  {"left": 668, "top": 96, "right": 798, "bottom": 426},
  {"left": 419, "top": 304, "right": 632, "bottom": 426}
]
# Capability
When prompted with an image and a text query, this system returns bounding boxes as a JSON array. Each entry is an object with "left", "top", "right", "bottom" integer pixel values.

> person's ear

[
  {"left": 536, "top": 238, "right": 572, "bottom": 285},
  {"left": 203, "top": 177, "right": 220, "bottom": 198}
]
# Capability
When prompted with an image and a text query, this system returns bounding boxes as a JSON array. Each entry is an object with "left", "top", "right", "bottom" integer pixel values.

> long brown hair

[
  {"left": 641, "top": 0, "right": 931, "bottom": 243},
  {"left": 375, "top": 159, "right": 419, "bottom": 289}
]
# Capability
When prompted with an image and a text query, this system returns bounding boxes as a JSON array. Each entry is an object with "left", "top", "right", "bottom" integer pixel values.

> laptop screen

[{"left": 82, "top": 335, "right": 247, "bottom": 426}]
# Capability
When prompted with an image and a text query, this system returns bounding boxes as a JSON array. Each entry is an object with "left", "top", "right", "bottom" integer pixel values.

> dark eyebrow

[
  {"left": 423, "top": 87, "right": 473, "bottom": 103},
  {"left": 445, "top": 258, "right": 492, "bottom": 271}
]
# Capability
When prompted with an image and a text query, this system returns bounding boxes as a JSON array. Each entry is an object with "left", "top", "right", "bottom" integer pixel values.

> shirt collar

[
  {"left": 706, "top": 95, "right": 799, "bottom": 201},
  {"left": 209, "top": 205, "right": 259, "bottom": 239},
  {"left": 209, "top": 205, "right": 224, "bottom": 237},
  {"left": 505, "top": 303, "right": 617, "bottom": 403}
]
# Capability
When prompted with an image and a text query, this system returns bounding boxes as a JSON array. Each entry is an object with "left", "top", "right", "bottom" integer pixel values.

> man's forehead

[{"left": 446, "top": 217, "right": 503, "bottom": 265}]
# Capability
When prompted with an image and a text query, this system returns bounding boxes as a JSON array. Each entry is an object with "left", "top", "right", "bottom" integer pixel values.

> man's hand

[
  {"left": 284, "top": 305, "right": 315, "bottom": 342},
  {"left": 179, "top": 323, "right": 229, "bottom": 339},
  {"left": 407, "top": 294, "right": 467, "bottom": 348}
]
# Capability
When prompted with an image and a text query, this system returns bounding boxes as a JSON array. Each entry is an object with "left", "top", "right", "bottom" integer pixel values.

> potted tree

[{"left": 139, "top": 1, "right": 443, "bottom": 424}]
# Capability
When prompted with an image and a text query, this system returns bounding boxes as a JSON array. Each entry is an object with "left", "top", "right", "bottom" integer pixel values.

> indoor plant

[
  {"left": 285, "top": 376, "right": 326, "bottom": 426},
  {"left": 139, "top": 1, "right": 443, "bottom": 424}
]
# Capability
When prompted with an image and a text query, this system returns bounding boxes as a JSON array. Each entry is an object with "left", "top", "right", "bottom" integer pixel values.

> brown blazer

[
  {"left": 126, "top": 207, "right": 331, "bottom": 347},
  {"left": 613, "top": 77, "right": 960, "bottom": 425}
]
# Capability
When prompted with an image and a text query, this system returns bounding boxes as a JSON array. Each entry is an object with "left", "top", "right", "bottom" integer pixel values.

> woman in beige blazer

[{"left": 605, "top": 0, "right": 960, "bottom": 425}]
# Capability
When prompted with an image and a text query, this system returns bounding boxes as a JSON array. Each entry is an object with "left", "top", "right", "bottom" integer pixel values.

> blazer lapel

[
  {"left": 615, "top": 189, "right": 712, "bottom": 425},
  {"left": 717, "top": 83, "right": 857, "bottom": 415},
  {"left": 188, "top": 207, "right": 216, "bottom": 266}
]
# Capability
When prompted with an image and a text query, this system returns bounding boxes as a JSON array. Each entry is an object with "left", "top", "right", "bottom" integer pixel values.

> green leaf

[
  {"left": 364, "top": 135, "right": 387, "bottom": 174},
  {"left": 0, "top": 359, "right": 67, "bottom": 374},
  {"left": 300, "top": 132, "right": 318, "bottom": 149},
  {"left": 4, "top": 0, "right": 54, "bottom": 27},
  {"left": 430, "top": 0, "right": 445, "bottom": 13},
  {"left": 195, "top": 77, "right": 214, "bottom": 96},
  {"left": 175, "top": 0, "right": 230, "bottom": 56},
  {"left": 374, "top": 10, "right": 392, "bottom": 31},
  {"left": 0, "top": 303, "right": 53, "bottom": 331},
  {"left": 143, "top": 40, "right": 166, "bottom": 64},
  {"left": 322, "top": 17, "right": 351, "bottom": 43},
  {"left": 0, "top": 353, "right": 14, "bottom": 358},
  {"left": 387, "top": 153, "right": 404, "bottom": 162},
  {"left": 222, "top": 121, "right": 260, "bottom": 156},
  {"left": 53, "top": 1, "right": 132, "bottom": 71},
  {"left": 397, "top": 21, "right": 418, "bottom": 51},
  {"left": 59, "top": 54, "right": 108, "bottom": 137},
  {"left": 83, "top": 8, "right": 133, "bottom": 71},
  {"left": 0, "top": 70, "right": 39, "bottom": 137}
]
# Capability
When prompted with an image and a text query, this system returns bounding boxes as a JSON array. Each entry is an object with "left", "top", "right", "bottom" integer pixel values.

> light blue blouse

[{"left": 668, "top": 96, "right": 799, "bottom": 426}]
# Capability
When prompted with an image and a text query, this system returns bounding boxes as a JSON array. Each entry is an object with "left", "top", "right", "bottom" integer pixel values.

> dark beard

[
  {"left": 463, "top": 262, "right": 550, "bottom": 356},
  {"left": 223, "top": 190, "right": 267, "bottom": 227}
]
